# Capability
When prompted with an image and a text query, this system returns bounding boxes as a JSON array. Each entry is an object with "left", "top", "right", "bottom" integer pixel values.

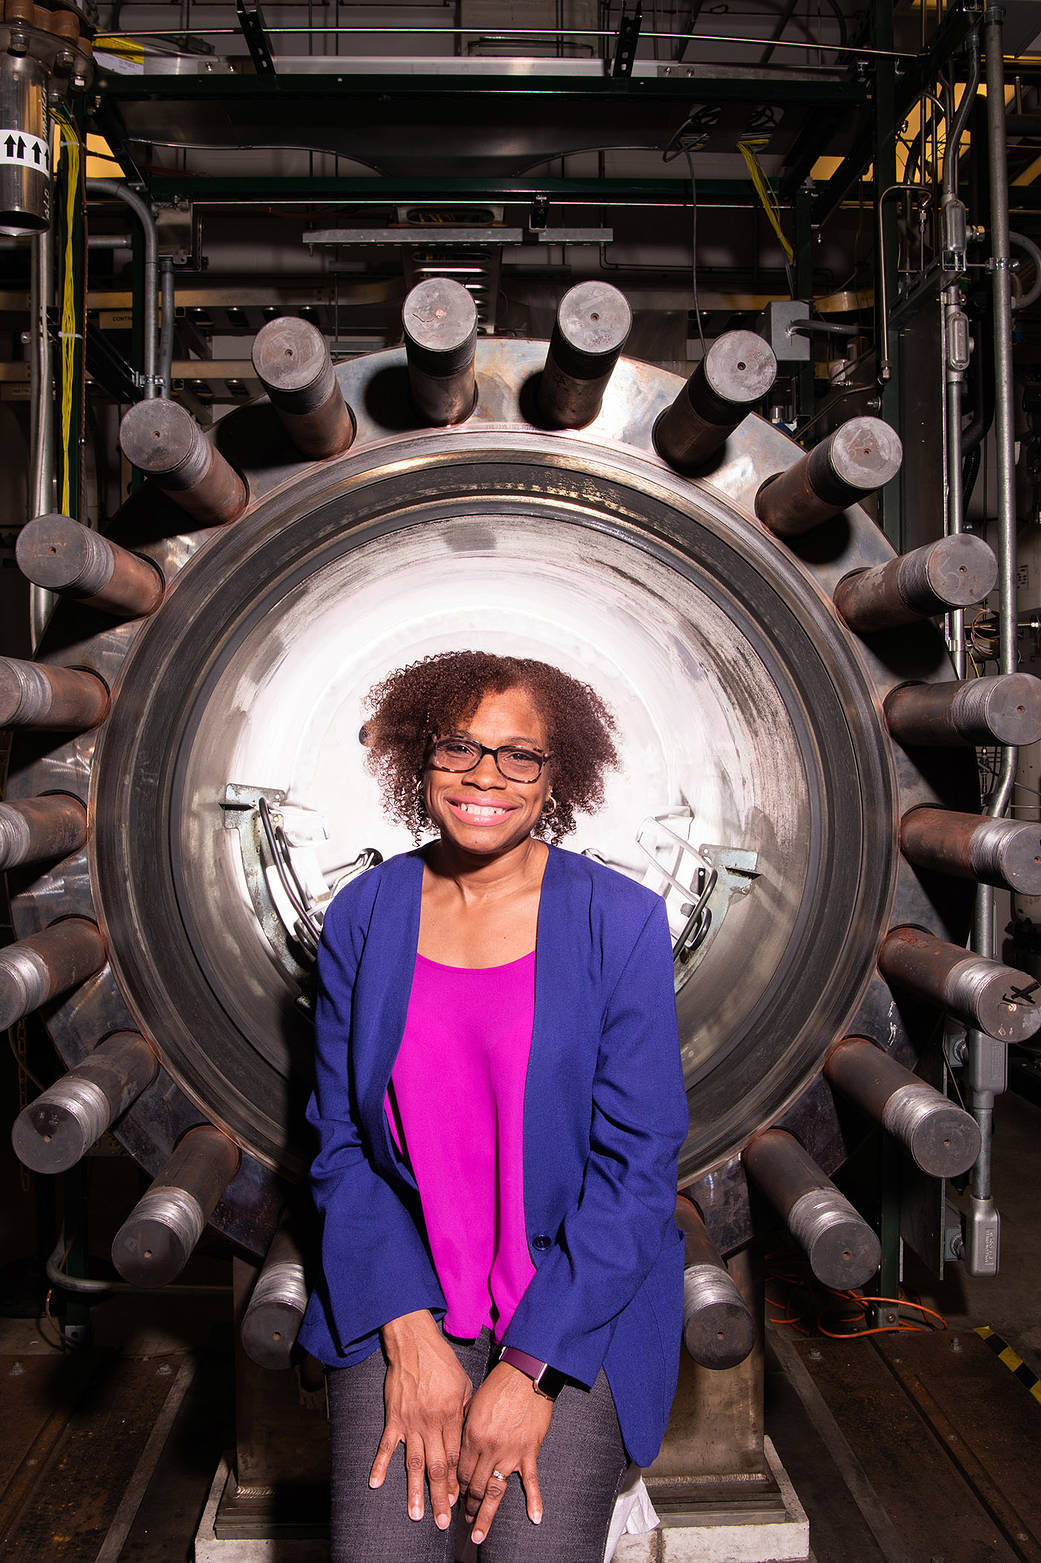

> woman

[{"left": 298, "top": 650, "right": 688, "bottom": 1563}]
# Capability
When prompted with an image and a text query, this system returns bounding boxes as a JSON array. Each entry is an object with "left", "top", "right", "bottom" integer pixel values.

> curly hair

[{"left": 361, "top": 650, "right": 618, "bottom": 844}]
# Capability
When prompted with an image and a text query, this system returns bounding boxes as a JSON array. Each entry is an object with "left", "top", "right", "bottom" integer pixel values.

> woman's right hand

[{"left": 372, "top": 1310, "right": 474, "bottom": 1530}]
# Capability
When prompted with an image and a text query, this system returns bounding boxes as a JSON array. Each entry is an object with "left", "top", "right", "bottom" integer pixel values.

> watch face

[{"left": 533, "top": 1365, "right": 568, "bottom": 1401}]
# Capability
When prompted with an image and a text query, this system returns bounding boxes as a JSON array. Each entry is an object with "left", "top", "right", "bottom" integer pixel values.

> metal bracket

[
  {"left": 236, "top": 0, "right": 276, "bottom": 78},
  {"left": 611, "top": 1, "right": 642, "bottom": 79}
]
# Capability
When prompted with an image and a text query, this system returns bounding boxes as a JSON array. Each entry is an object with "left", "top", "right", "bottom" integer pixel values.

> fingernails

[
  {"left": 533, "top": 1510, "right": 543, "bottom": 1524},
  {"left": 436, "top": 1513, "right": 450, "bottom": 1530},
  {"left": 368, "top": 1477, "right": 379, "bottom": 1490},
  {"left": 472, "top": 1530, "right": 485, "bottom": 1545},
  {"left": 409, "top": 1504, "right": 422, "bottom": 1521}
]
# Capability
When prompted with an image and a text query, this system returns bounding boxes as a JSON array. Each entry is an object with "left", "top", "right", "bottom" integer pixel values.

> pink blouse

[{"left": 385, "top": 951, "right": 537, "bottom": 1339}]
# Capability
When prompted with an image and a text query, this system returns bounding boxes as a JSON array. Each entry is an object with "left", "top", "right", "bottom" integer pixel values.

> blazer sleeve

[
  {"left": 307, "top": 889, "right": 445, "bottom": 1353},
  {"left": 501, "top": 896, "right": 687, "bottom": 1387}
]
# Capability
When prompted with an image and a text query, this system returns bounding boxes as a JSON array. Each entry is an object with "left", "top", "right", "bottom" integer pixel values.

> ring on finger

[{"left": 491, "top": 1469, "right": 507, "bottom": 1482}]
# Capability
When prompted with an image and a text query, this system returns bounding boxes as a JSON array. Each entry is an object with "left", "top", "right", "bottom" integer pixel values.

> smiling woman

[{"left": 298, "top": 648, "right": 688, "bottom": 1563}]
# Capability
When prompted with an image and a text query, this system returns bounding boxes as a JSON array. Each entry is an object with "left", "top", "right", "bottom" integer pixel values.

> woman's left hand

[{"left": 457, "top": 1362, "right": 554, "bottom": 1545}]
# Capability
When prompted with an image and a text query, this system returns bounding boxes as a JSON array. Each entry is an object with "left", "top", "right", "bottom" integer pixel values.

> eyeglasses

[{"left": 429, "top": 736, "right": 551, "bottom": 783}]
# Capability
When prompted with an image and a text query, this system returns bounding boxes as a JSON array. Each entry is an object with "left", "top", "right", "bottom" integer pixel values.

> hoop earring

[{"left": 542, "top": 794, "right": 557, "bottom": 817}]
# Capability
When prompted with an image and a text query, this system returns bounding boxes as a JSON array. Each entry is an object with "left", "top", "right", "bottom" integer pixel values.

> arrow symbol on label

[{"left": 3, "top": 135, "right": 16, "bottom": 158}]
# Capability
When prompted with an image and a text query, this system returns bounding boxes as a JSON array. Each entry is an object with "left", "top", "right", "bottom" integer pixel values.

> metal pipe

[
  {"left": 1009, "top": 231, "right": 1041, "bottom": 312},
  {"left": 0, "top": 919, "right": 106, "bottom": 1032},
  {"left": 251, "top": 315, "right": 354, "bottom": 458},
  {"left": 119, "top": 399, "right": 248, "bottom": 525},
  {"left": 876, "top": 186, "right": 933, "bottom": 383},
  {"left": 878, "top": 926, "right": 1041, "bottom": 1045},
  {"left": 29, "top": 224, "right": 55, "bottom": 653},
  {"left": 673, "top": 1195, "right": 757, "bottom": 1370},
  {"left": 901, "top": 807, "right": 1041, "bottom": 894},
  {"left": 833, "top": 535, "right": 996, "bottom": 634},
  {"left": 12, "top": 1031, "right": 159, "bottom": 1175},
  {"left": 241, "top": 1223, "right": 308, "bottom": 1370},
  {"left": 537, "top": 281, "right": 631, "bottom": 430},
  {"left": 965, "top": 3, "right": 1019, "bottom": 1279},
  {"left": 823, "top": 1036, "right": 981, "bottom": 1177},
  {"left": 402, "top": 277, "right": 478, "bottom": 426},
  {"left": 111, "top": 1125, "right": 241, "bottom": 1288},
  {"left": 102, "top": 25, "right": 916, "bottom": 59},
  {"left": 0, "top": 656, "right": 109, "bottom": 730},
  {"left": 86, "top": 180, "right": 159, "bottom": 399},
  {"left": 16, "top": 513, "right": 165, "bottom": 619},
  {"left": 941, "top": 29, "right": 980, "bottom": 681},
  {"left": 654, "top": 330, "right": 777, "bottom": 469},
  {"left": 0, "top": 794, "right": 87, "bottom": 870},
  {"left": 743, "top": 1129, "right": 881, "bottom": 1290},
  {"left": 884, "top": 673, "right": 1041, "bottom": 748},
  {"left": 159, "top": 256, "right": 175, "bottom": 397},
  {"left": 755, "top": 418, "right": 903, "bottom": 537}
]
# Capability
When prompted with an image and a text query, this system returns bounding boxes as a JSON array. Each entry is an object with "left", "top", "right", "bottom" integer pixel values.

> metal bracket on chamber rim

[
  {"left": 221, "top": 783, "right": 381, "bottom": 982},
  {"left": 636, "top": 812, "right": 760, "bottom": 979},
  {"left": 636, "top": 812, "right": 719, "bottom": 969}
]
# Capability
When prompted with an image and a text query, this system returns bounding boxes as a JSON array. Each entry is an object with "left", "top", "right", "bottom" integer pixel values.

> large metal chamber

[{"left": 5, "top": 335, "right": 982, "bottom": 1263}]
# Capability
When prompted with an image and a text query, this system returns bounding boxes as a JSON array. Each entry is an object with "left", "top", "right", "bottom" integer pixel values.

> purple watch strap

[{"left": 499, "top": 1347, "right": 546, "bottom": 1380}]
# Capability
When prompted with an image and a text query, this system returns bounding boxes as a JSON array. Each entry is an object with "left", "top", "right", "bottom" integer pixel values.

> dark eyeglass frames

[{"left": 428, "top": 736, "right": 551, "bottom": 783}]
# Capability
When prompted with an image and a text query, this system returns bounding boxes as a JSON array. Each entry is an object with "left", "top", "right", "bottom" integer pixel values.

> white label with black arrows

[{"left": 0, "top": 131, "right": 49, "bottom": 173}]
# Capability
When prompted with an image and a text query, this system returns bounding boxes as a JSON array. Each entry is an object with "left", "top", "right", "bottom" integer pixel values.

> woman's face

[{"left": 422, "top": 684, "right": 552, "bottom": 857}]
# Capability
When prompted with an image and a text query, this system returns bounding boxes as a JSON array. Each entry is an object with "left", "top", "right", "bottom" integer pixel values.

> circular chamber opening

[{"left": 91, "top": 441, "right": 896, "bottom": 1183}]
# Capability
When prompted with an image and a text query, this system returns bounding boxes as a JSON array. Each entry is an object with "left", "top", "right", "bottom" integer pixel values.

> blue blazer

[{"left": 297, "top": 843, "right": 689, "bottom": 1466}]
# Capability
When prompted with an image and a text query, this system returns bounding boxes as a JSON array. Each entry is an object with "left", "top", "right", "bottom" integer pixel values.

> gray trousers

[{"left": 327, "top": 1329, "right": 628, "bottom": 1563}]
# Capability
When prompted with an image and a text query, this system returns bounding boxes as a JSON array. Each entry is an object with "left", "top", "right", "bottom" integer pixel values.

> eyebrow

[{"left": 449, "top": 727, "right": 545, "bottom": 749}]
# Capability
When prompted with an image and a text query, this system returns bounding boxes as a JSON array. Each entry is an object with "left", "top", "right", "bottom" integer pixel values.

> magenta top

[{"left": 384, "top": 950, "right": 537, "bottom": 1340}]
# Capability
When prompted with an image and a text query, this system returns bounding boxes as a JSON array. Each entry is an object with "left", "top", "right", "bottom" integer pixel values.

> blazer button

[{"left": 532, "top": 1234, "right": 552, "bottom": 1251}]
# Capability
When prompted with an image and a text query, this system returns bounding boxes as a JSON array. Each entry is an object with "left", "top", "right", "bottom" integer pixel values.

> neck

[{"left": 425, "top": 834, "right": 547, "bottom": 899}]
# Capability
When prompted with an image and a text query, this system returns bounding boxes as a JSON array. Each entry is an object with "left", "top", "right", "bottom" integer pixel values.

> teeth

[{"left": 456, "top": 802, "right": 507, "bottom": 818}]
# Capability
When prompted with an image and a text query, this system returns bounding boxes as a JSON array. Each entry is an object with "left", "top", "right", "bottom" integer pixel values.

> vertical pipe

[
  {"left": 943, "top": 29, "right": 981, "bottom": 680},
  {"left": 28, "top": 225, "right": 55, "bottom": 652},
  {"left": 86, "top": 181, "right": 158, "bottom": 399},
  {"left": 966, "top": 5, "right": 1017, "bottom": 1276},
  {"left": 158, "top": 257, "right": 175, "bottom": 399}
]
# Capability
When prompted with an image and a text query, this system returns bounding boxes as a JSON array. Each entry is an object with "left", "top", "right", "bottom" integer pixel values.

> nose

[{"left": 466, "top": 749, "right": 505, "bottom": 786}]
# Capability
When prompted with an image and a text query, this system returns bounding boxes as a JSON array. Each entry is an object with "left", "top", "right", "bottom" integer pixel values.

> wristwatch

[{"left": 498, "top": 1346, "right": 568, "bottom": 1401}]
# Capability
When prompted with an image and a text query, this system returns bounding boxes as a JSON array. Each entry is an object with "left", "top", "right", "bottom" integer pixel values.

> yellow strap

[{"left": 737, "top": 138, "right": 794, "bottom": 263}]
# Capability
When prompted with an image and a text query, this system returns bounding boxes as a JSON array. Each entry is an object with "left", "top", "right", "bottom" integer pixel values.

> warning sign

[{"left": 0, "top": 131, "right": 48, "bottom": 173}]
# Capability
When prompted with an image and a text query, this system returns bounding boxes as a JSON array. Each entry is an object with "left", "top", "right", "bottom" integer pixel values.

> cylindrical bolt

[
  {"left": 824, "top": 1036, "right": 981, "bottom": 1177},
  {"left": 119, "top": 400, "right": 248, "bottom": 526},
  {"left": 536, "top": 281, "right": 632, "bottom": 429},
  {"left": 834, "top": 534, "right": 997, "bottom": 634},
  {"left": 0, "top": 919, "right": 106, "bottom": 1032},
  {"left": 901, "top": 807, "right": 1041, "bottom": 894},
  {"left": 16, "top": 513, "right": 164, "bottom": 619},
  {"left": 755, "top": 417, "right": 903, "bottom": 537},
  {"left": 0, "top": 657, "right": 108, "bottom": 730},
  {"left": 241, "top": 1223, "right": 308, "bottom": 1370},
  {"left": 11, "top": 1031, "right": 159, "bottom": 1175},
  {"left": 654, "top": 331, "right": 777, "bottom": 468},
  {"left": 879, "top": 926, "right": 1041, "bottom": 1044},
  {"left": 250, "top": 317, "right": 354, "bottom": 460},
  {"left": 402, "top": 278, "right": 478, "bottom": 426},
  {"left": 884, "top": 673, "right": 1041, "bottom": 748},
  {"left": 674, "top": 1195, "right": 757, "bottom": 1370},
  {"left": 0, "top": 795, "right": 87, "bottom": 870},
  {"left": 743, "top": 1129, "right": 881, "bottom": 1290},
  {"left": 111, "top": 1125, "right": 241, "bottom": 1288}
]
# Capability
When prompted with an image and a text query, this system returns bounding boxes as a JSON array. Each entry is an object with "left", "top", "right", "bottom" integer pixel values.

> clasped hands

[{"left": 372, "top": 1310, "right": 554, "bottom": 1546}]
